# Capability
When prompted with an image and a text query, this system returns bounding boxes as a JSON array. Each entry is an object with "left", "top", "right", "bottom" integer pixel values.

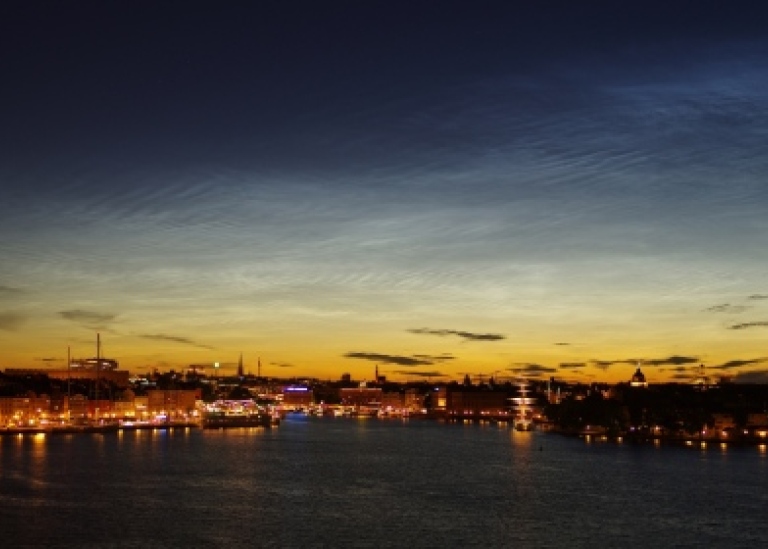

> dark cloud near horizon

[
  {"left": 733, "top": 370, "right": 768, "bottom": 384},
  {"left": 59, "top": 309, "right": 116, "bottom": 328},
  {"left": 413, "top": 353, "right": 455, "bottom": 362},
  {"left": 729, "top": 321, "right": 768, "bottom": 330},
  {"left": 589, "top": 356, "right": 698, "bottom": 369},
  {"left": 554, "top": 342, "right": 570, "bottom": 346},
  {"left": 559, "top": 362, "right": 586, "bottom": 369},
  {"left": 705, "top": 304, "right": 749, "bottom": 313},
  {"left": 392, "top": 370, "right": 446, "bottom": 378},
  {"left": 748, "top": 295, "right": 768, "bottom": 300},
  {"left": 0, "top": 312, "right": 26, "bottom": 331},
  {"left": 139, "top": 334, "right": 215, "bottom": 350},
  {"left": 344, "top": 352, "right": 434, "bottom": 366},
  {"left": 508, "top": 364, "right": 557, "bottom": 376},
  {"left": 590, "top": 359, "right": 635, "bottom": 370},
  {"left": 709, "top": 358, "right": 767, "bottom": 370},
  {"left": 270, "top": 362, "right": 295, "bottom": 368},
  {"left": 643, "top": 355, "right": 699, "bottom": 367},
  {"left": 408, "top": 328, "right": 505, "bottom": 341}
]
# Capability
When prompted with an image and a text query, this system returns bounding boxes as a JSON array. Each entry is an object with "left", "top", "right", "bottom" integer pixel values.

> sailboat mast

[{"left": 67, "top": 345, "right": 71, "bottom": 422}]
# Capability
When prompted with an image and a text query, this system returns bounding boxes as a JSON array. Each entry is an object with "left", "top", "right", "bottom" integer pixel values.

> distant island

[{"left": 2, "top": 364, "right": 767, "bottom": 446}]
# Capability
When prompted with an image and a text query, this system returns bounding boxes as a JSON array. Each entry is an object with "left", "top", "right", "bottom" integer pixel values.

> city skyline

[{"left": 2, "top": 1, "right": 768, "bottom": 383}]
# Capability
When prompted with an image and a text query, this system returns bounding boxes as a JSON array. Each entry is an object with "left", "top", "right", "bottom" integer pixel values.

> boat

[
  {"left": 511, "top": 375, "right": 536, "bottom": 431},
  {"left": 201, "top": 411, "right": 272, "bottom": 429}
]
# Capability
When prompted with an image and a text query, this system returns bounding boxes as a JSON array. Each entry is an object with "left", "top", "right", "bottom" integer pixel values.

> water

[{"left": 1, "top": 417, "right": 767, "bottom": 548}]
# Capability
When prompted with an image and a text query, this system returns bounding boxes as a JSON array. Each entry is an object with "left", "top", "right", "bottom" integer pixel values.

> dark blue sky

[{"left": 2, "top": 1, "right": 768, "bottom": 381}]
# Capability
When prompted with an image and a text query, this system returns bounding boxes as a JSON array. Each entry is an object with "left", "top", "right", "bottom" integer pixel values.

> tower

[{"left": 237, "top": 353, "right": 244, "bottom": 378}]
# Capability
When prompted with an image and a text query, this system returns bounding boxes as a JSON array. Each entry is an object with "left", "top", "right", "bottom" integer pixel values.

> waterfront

[{"left": 2, "top": 417, "right": 767, "bottom": 548}]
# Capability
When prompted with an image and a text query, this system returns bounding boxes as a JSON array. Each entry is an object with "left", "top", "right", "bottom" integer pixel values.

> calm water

[{"left": 1, "top": 417, "right": 767, "bottom": 548}]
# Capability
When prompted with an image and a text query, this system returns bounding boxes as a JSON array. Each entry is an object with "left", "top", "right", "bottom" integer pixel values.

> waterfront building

[
  {"left": 340, "top": 386, "right": 383, "bottom": 414},
  {"left": 0, "top": 394, "right": 51, "bottom": 426},
  {"left": 282, "top": 386, "right": 314, "bottom": 410},
  {"left": 432, "top": 386, "right": 509, "bottom": 418},
  {"left": 146, "top": 389, "right": 200, "bottom": 420}
]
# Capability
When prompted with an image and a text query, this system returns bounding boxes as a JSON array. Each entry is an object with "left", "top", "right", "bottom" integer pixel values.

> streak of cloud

[
  {"left": 642, "top": 355, "right": 700, "bottom": 366},
  {"left": 509, "top": 364, "right": 557, "bottom": 376},
  {"left": 590, "top": 359, "right": 635, "bottom": 370},
  {"left": 704, "top": 304, "right": 749, "bottom": 313},
  {"left": 59, "top": 309, "right": 116, "bottom": 328},
  {"left": 748, "top": 295, "right": 768, "bottom": 300},
  {"left": 139, "top": 334, "right": 215, "bottom": 350},
  {"left": 0, "top": 312, "right": 26, "bottom": 331},
  {"left": 344, "top": 352, "right": 434, "bottom": 366},
  {"left": 413, "top": 353, "right": 456, "bottom": 362},
  {"left": 729, "top": 321, "right": 768, "bottom": 330},
  {"left": 0, "top": 285, "right": 24, "bottom": 297},
  {"left": 408, "top": 328, "right": 505, "bottom": 341},
  {"left": 709, "top": 358, "right": 767, "bottom": 370},
  {"left": 559, "top": 362, "right": 586, "bottom": 369},
  {"left": 392, "top": 370, "right": 446, "bottom": 378}
]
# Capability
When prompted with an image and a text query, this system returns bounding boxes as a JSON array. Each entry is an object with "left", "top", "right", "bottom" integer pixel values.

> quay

[{"left": 0, "top": 420, "right": 263, "bottom": 436}]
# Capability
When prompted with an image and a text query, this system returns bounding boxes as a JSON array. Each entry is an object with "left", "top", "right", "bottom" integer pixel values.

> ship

[
  {"left": 510, "top": 375, "right": 536, "bottom": 431},
  {"left": 201, "top": 411, "right": 273, "bottom": 429}
]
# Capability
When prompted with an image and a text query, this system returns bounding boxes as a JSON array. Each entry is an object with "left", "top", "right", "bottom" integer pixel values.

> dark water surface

[{"left": 1, "top": 417, "right": 767, "bottom": 548}]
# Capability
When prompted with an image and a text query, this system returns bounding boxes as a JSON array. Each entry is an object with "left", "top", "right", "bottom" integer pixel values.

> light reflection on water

[{"left": 1, "top": 418, "right": 767, "bottom": 548}]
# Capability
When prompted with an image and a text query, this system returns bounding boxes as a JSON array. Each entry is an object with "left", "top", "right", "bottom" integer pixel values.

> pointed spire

[{"left": 237, "top": 352, "right": 244, "bottom": 378}]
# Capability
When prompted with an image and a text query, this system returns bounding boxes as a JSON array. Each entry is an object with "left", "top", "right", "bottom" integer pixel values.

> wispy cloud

[
  {"left": 59, "top": 309, "right": 116, "bottom": 329},
  {"left": 271, "top": 362, "right": 295, "bottom": 368},
  {"left": 139, "top": 334, "right": 215, "bottom": 350},
  {"left": 392, "top": 370, "right": 446, "bottom": 378},
  {"left": 589, "top": 359, "right": 635, "bottom": 370},
  {"left": 588, "top": 356, "right": 698, "bottom": 369},
  {"left": 0, "top": 285, "right": 24, "bottom": 297},
  {"left": 408, "top": 328, "right": 505, "bottom": 341},
  {"left": 642, "top": 355, "right": 699, "bottom": 367},
  {"left": 704, "top": 304, "right": 749, "bottom": 313},
  {"left": 509, "top": 364, "right": 557, "bottom": 376},
  {"left": 344, "top": 352, "right": 434, "bottom": 366},
  {"left": 413, "top": 353, "right": 455, "bottom": 362},
  {"left": 710, "top": 358, "right": 768, "bottom": 370},
  {"left": 554, "top": 342, "right": 571, "bottom": 346},
  {"left": 0, "top": 312, "right": 26, "bottom": 331},
  {"left": 729, "top": 321, "right": 768, "bottom": 330},
  {"left": 748, "top": 295, "right": 768, "bottom": 300},
  {"left": 559, "top": 362, "right": 586, "bottom": 369}
]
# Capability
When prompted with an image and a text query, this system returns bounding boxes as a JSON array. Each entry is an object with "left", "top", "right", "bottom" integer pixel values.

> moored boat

[{"left": 201, "top": 412, "right": 272, "bottom": 429}]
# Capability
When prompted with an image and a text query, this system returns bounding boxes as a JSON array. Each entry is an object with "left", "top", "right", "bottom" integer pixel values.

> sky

[{"left": 1, "top": 1, "right": 767, "bottom": 384}]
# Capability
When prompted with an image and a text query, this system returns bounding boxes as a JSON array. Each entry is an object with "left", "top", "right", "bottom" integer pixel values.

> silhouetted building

[{"left": 630, "top": 366, "right": 648, "bottom": 388}]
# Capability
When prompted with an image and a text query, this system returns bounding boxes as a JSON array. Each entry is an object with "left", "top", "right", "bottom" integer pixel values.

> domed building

[{"left": 630, "top": 365, "right": 648, "bottom": 388}]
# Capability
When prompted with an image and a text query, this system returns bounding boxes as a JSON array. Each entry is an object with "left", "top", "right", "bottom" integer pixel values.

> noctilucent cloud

[{"left": 2, "top": 1, "right": 767, "bottom": 383}]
